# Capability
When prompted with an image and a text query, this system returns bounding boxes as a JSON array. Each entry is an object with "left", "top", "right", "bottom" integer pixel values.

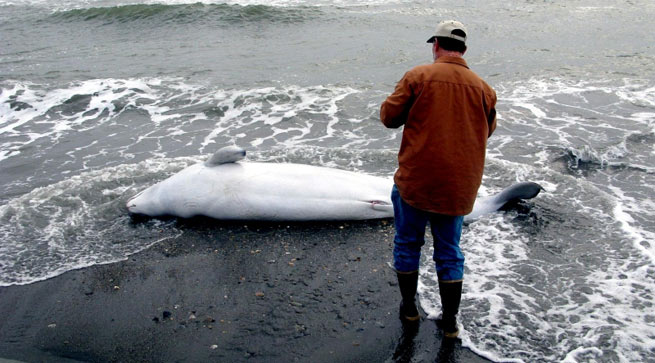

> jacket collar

[{"left": 435, "top": 56, "right": 469, "bottom": 68}]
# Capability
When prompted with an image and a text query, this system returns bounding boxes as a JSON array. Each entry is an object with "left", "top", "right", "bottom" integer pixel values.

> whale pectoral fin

[{"left": 369, "top": 200, "right": 392, "bottom": 212}]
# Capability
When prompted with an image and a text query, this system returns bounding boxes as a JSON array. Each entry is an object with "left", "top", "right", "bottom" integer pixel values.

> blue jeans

[{"left": 391, "top": 185, "right": 465, "bottom": 282}]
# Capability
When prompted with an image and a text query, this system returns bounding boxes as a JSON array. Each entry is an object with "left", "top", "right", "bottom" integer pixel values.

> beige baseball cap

[{"left": 426, "top": 20, "right": 467, "bottom": 44}]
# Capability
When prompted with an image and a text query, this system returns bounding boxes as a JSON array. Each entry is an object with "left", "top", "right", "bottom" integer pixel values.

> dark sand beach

[{"left": 0, "top": 218, "right": 490, "bottom": 362}]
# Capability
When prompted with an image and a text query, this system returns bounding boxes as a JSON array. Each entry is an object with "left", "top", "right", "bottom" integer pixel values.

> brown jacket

[{"left": 381, "top": 56, "right": 497, "bottom": 215}]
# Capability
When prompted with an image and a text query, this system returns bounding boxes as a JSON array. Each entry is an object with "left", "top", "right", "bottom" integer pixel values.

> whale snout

[{"left": 126, "top": 190, "right": 146, "bottom": 214}]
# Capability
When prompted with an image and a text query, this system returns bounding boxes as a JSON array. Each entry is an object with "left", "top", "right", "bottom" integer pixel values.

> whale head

[
  {"left": 126, "top": 183, "right": 162, "bottom": 216},
  {"left": 127, "top": 147, "right": 245, "bottom": 217},
  {"left": 126, "top": 162, "right": 222, "bottom": 218}
]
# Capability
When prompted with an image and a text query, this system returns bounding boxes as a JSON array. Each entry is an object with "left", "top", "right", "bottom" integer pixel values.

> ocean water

[{"left": 1, "top": 0, "right": 654, "bottom": 361}]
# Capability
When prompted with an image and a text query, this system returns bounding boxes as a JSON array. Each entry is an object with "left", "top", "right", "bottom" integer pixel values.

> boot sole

[{"left": 402, "top": 314, "right": 420, "bottom": 322}]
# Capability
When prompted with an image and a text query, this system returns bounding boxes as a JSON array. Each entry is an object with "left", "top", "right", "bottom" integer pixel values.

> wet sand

[{"left": 0, "top": 218, "right": 491, "bottom": 362}]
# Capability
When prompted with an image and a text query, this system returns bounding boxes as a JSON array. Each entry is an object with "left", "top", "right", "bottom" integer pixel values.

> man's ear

[{"left": 432, "top": 41, "right": 439, "bottom": 60}]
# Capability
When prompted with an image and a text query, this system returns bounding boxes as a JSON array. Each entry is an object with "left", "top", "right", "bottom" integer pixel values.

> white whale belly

[{"left": 130, "top": 162, "right": 394, "bottom": 221}]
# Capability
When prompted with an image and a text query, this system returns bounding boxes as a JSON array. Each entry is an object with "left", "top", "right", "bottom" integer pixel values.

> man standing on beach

[{"left": 380, "top": 20, "right": 496, "bottom": 338}]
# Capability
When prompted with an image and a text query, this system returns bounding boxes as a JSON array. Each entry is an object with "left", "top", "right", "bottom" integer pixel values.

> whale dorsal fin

[{"left": 205, "top": 146, "right": 246, "bottom": 166}]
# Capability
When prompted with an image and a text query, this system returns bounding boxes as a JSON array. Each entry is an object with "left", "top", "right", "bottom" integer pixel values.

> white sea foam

[
  {"left": 573, "top": 6, "right": 616, "bottom": 13},
  {"left": 608, "top": 185, "right": 655, "bottom": 263},
  {"left": 0, "top": 78, "right": 176, "bottom": 162},
  {"left": 197, "top": 85, "right": 360, "bottom": 151},
  {"left": 616, "top": 84, "right": 655, "bottom": 108},
  {"left": 0, "top": 157, "right": 196, "bottom": 286},
  {"left": 0, "top": 78, "right": 370, "bottom": 180},
  {"left": 495, "top": 77, "right": 655, "bottom": 175}
]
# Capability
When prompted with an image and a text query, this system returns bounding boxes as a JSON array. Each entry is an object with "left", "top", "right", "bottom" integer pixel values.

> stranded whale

[{"left": 126, "top": 146, "right": 542, "bottom": 222}]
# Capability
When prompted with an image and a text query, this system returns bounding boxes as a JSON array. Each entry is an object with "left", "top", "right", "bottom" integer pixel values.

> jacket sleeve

[
  {"left": 380, "top": 72, "right": 414, "bottom": 129},
  {"left": 486, "top": 90, "right": 497, "bottom": 137}
]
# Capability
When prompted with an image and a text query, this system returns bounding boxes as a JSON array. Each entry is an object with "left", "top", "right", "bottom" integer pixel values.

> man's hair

[{"left": 436, "top": 29, "right": 467, "bottom": 53}]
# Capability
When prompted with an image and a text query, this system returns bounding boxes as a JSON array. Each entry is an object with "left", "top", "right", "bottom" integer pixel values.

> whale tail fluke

[
  {"left": 496, "top": 181, "right": 543, "bottom": 205},
  {"left": 464, "top": 181, "right": 543, "bottom": 223}
]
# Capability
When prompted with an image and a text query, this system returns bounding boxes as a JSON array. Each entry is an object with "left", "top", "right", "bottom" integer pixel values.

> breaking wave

[{"left": 48, "top": 3, "right": 322, "bottom": 25}]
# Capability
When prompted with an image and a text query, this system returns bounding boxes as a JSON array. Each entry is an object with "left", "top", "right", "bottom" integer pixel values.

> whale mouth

[
  {"left": 126, "top": 190, "right": 145, "bottom": 213},
  {"left": 126, "top": 202, "right": 138, "bottom": 213}
]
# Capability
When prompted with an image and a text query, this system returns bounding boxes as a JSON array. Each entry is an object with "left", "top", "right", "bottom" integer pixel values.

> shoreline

[{"left": 0, "top": 219, "right": 491, "bottom": 362}]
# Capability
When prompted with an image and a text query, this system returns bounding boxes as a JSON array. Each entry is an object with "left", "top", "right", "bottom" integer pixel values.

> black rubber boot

[
  {"left": 437, "top": 280, "right": 462, "bottom": 338},
  {"left": 396, "top": 271, "right": 420, "bottom": 322}
]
